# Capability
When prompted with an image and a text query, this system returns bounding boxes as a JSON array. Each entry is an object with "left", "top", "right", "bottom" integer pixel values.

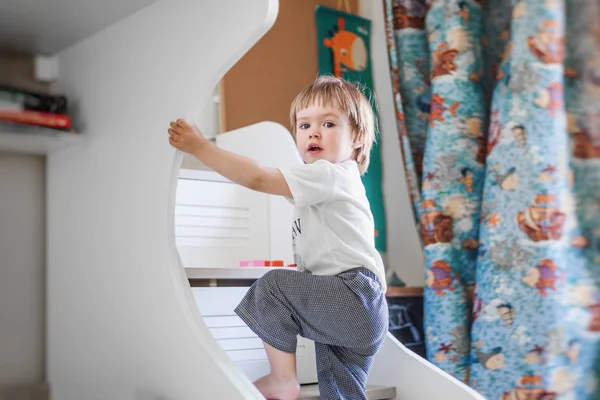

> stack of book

[{"left": 0, "top": 86, "right": 72, "bottom": 131}]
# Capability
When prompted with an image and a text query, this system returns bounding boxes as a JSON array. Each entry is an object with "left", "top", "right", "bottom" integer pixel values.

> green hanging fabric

[{"left": 315, "top": 5, "right": 387, "bottom": 253}]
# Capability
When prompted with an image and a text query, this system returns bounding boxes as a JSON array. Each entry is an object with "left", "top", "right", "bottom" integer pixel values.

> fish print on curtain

[
  {"left": 473, "top": 0, "right": 579, "bottom": 398},
  {"left": 563, "top": 0, "right": 600, "bottom": 398},
  {"left": 383, "top": 0, "right": 600, "bottom": 398},
  {"left": 420, "top": 0, "right": 487, "bottom": 383},
  {"left": 383, "top": 0, "right": 488, "bottom": 383},
  {"left": 382, "top": 0, "right": 426, "bottom": 221},
  {"left": 470, "top": 0, "right": 600, "bottom": 398}
]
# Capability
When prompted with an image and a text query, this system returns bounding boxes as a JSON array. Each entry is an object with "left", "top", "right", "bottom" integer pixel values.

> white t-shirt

[{"left": 278, "top": 159, "right": 387, "bottom": 291}]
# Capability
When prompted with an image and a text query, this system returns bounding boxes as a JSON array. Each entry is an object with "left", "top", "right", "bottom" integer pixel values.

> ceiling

[{"left": 0, "top": 0, "right": 159, "bottom": 55}]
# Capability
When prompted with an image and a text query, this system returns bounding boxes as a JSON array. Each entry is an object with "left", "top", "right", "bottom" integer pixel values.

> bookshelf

[{"left": 0, "top": 122, "right": 81, "bottom": 155}]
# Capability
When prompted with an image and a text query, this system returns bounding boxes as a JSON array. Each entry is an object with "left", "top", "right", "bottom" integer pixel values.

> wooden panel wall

[
  {"left": 0, "top": 52, "right": 50, "bottom": 93},
  {"left": 218, "top": 0, "right": 359, "bottom": 133}
]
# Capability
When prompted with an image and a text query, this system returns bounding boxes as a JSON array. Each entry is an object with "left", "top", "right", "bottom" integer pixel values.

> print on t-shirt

[
  {"left": 291, "top": 218, "right": 302, "bottom": 239},
  {"left": 291, "top": 218, "right": 306, "bottom": 271}
]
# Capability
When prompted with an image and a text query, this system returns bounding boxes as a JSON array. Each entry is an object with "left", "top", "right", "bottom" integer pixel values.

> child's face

[{"left": 295, "top": 103, "right": 356, "bottom": 165}]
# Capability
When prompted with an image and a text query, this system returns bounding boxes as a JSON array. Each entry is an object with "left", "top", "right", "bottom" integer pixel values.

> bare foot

[{"left": 253, "top": 374, "right": 300, "bottom": 400}]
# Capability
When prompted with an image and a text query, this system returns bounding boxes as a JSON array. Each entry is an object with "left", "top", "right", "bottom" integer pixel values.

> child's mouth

[{"left": 307, "top": 145, "right": 322, "bottom": 154}]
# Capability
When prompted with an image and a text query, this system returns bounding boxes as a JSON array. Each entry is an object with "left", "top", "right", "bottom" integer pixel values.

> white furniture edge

[
  {"left": 186, "top": 266, "right": 294, "bottom": 280},
  {"left": 369, "top": 334, "right": 486, "bottom": 400},
  {"left": 164, "top": 2, "right": 279, "bottom": 398},
  {"left": 47, "top": 1, "right": 279, "bottom": 399}
]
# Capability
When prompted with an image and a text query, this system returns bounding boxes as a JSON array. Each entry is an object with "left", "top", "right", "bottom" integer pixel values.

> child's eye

[
  {"left": 324, "top": 122, "right": 335, "bottom": 128},
  {"left": 299, "top": 123, "right": 310, "bottom": 130}
]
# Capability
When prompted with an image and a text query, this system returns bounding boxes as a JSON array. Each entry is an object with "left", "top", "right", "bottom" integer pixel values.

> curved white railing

[{"left": 47, "top": 1, "right": 276, "bottom": 398}]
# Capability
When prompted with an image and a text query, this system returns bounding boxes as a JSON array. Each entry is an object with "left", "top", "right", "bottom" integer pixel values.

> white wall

[
  {"left": 0, "top": 154, "right": 45, "bottom": 386},
  {"left": 360, "top": 0, "right": 425, "bottom": 286}
]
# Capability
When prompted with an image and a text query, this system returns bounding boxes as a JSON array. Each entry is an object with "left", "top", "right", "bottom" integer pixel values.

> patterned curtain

[{"left": 383, "top": 0, "right": 600, "bottom": 398}]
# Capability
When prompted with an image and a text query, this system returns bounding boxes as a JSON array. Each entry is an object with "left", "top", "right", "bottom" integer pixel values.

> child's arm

[{"left": 168, "top": 119, "right": 291, "bottom": 197}]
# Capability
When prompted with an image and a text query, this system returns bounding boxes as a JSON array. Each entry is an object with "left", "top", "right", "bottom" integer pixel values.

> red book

[{"left": 0, "top": 109, "right": 71, "bottom": 129}]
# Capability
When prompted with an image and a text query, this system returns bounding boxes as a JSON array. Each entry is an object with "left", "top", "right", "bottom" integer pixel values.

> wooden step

[
  {"left": 0, "top": 383, "right": 49, "bottom": 400},
  {"left": 299, "top": 384, "right": 396, "bottom": 399}
]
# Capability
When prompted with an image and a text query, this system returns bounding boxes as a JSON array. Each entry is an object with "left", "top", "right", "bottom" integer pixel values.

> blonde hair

[{"left": 289, "top": 75, "right": 376, "bottom": 175}]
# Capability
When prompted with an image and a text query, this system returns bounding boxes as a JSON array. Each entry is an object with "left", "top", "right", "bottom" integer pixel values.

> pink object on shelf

[
  {"left": 239, "top": 260, "right": 293, "bottom": 268},
  {"left": 240, "top": 260, "right": 270, "bottom": 267}
]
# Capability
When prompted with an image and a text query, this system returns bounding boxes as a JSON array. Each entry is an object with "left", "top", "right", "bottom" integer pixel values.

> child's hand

[{"left": 168, "top": 119, "right": 208, "bottom": 155}]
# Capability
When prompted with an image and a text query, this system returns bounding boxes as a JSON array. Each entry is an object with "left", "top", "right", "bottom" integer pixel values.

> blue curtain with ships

[{"left": 383, "top": 0, "right": 600, "bottom": 398}]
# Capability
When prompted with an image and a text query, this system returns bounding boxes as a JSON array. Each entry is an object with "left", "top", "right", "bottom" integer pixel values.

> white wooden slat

[
  {"left": 192, "top": 288, "right": 250, "bottom": 315},
  {"left": 175, "top": 177, "right": 270, "bottom": 268},
  {"left": 178, "top": 170, "right": 229, "bottom": 182},
  {"left": 176, "top": 238, "right": 250, "bottom": 248},
  {"left": 175, "top": 205, "right": 249, "bottom": 219},
  {"left": 209, "top": 326, "right": 257, "bottom": 340},
  {"left": 203, "top": 315, "right": 247, "bottom": 329},
  {"left": 227, "top": 348, "right": 268, "bottom": 363},
  {"left": 210, "top": 323, "right": 305, "bottom": 355},
  {"left": 176, "top": 179, "right": 249, "bottom": 208},
  {"left": 175, "top": 215, "right": 249, "bottom": 228},
  {"left": 217, "top": 337, "right": 264, "bottom": 351},
  {"left": 192, "top": 287, "right": 317, "bottom": 384},
  {"left": 176, "top": 226, "right": 251, "bottom": 240}
]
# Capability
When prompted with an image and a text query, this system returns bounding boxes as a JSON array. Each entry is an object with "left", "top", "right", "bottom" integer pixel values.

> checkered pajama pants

[{"left": 234, "top": 267, "right": 389, "bottom": 400}]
